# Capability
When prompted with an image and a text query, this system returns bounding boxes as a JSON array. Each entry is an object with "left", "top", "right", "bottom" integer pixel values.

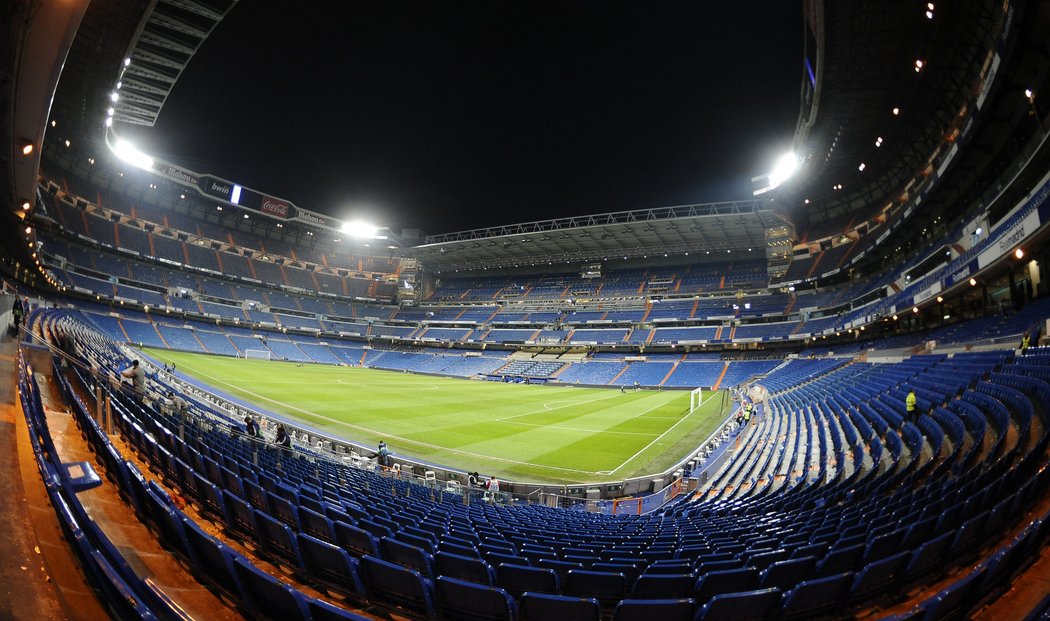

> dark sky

[{"left": 125, "top": 3, "right": 803, "bottom": 236}]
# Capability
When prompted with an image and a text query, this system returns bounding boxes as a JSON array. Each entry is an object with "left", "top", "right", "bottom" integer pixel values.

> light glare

[
  {"left": 112, "top": 139, "right": 154, "bottom": 171},
  {"left": 341, "top": 220, "right": 380, "bottom": 238},
  {"left": 769, "top": 152, "right": 799, "bottom": 187}
]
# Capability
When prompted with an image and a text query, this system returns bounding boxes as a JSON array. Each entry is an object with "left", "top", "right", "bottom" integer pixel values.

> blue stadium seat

[
  {"left": 254, "top": 509, "right": 302, "bottom": 569},
  {"left": 435, "top": 576, "right": 516, "bottom": 621},
  {"left": 304, "top": 596, "right": 372, "bottom": 621},
  {"left": 299, "top": 506, "right": 336, "bottom": 543},
  {"left": 815, "top": 543, "right": 865, "bottom": 577},
  {"left": 563, "top": 569, "right": 627, "bottom": 610},
  {"left": 611, "top": 598, "right": 695, "bottom": 621},
  {"left": 434, "top": 551, "right": 496, "bottom": 585},
  {"left": 849, "top": 552, "right": 910, "bottom": 606},
  {"left": 496, "top": 562, "right": 559, "bottom": 598},
  {"left": 591, "top": 561, "right": 642, "bottom": 585},
  {"left": 758, "top": 556, "right": 817, "bottom": 590},
  {"left": 181, "top": 516, "right": 240, "bottom": 601},
  {"left": 230, "top": 554, "right": 311, "bottom": 621},
  {"left": 381, "top": 536, "right": 435, "bottom": 578},
  {"left": 778, "top": 572, "right": 852, "bottom": 619},
  {"left": 904, "top": 531, "right": 955, "bottom": 582},
  {"left": 334, "top": 521, "right": 380, "bottom": 557},
  {"left": 519, "top": 593, "right": 600, "bottom": 621},
  {"left": 222, "top": 489, "right": 259, "bottom": 543},
  {"left": 916, "top": 567, "right": 984, "bottom": 621},
  {"left": 630, "top": 573, "right": 695, "bottom": 599},
  {"left": 694, "top": 567, "right": 759, "bottom": 604},
  {"left": 695, "top": 587, "right": 783, "bottom": 621},
  {"left": 358, "top": 554, "right": 437, "bottom": 619},
  {"left": 296, "top": 533, "right": 365, "bottom": 598},
  {"left": 538, "top": 558, "right": 584, "bottom": 582}
]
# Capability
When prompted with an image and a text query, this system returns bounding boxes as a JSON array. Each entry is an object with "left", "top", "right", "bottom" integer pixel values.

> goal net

[
  {"left": 689, "top": 387, "right": 705, "bottom": 413},
  {"left": 244, "top": 348, "right": 271, "bottom": 361}
]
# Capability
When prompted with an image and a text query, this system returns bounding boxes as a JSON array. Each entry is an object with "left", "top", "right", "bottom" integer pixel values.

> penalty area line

[{"left": 607, "top": 390, "right": 718, "bottom": 475}]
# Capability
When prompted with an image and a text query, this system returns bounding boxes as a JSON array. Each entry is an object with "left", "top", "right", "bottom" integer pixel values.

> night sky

[{"left": 124, "top": 3, "right": 803, "bottom": 236}]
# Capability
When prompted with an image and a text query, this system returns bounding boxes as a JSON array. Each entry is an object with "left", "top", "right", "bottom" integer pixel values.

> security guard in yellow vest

[{"left": 906, "top": 389, "right": 917, "bottom": 421}]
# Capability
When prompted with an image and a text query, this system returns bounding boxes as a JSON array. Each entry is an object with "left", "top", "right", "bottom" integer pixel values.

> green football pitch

[{"left": 144, "top": 348, "right": 730, "bottom": 484}]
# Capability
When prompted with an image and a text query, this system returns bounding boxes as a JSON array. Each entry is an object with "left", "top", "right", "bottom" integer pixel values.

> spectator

[
  {"left": 377, "top": 440, "right": 390, "bottom": 467},
  {"left": 10, "top": 296, "right": 25, "bottom": 334},
  {"left": 121, "top": 360, "right": 145, "bottom": 397},
  {"left": 244, "top": 415, "right": 260, "bottom": 438},
  {"left": 467, "top": 472, "right": 479, "bottom": 487},
  {"left": 167, "top": 391, "right": 188, "bottom": 417},
  {"left": 1020, "top": 331, "right": 1031, "bottom": 356},
  {"left": 274, "top": 423, "right": 292, "bottom": 451},
  {"left": 906, "top": 389, "right": 917, "bottom": 421}
]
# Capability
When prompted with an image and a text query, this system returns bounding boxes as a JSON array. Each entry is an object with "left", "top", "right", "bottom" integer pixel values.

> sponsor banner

[
  {"left": 198, "top": 175, "right": 234, "bottom": 200},
  {"left": 944, "top": 261, "right": 977, "bottom": 287},
  {"left": 937, "top": 143, "right": 958, "bottom": 177},
  {"left": 156, "top": 164, "right": 198, "bottom": 187},
  {"left": 294, "top": 208, "right": 340, "bottom": 230},
  {"left": 978, "top": 208, "right": 1041, "bottom": 269},
  {"left": 260, "top": 195, "right": 292, "bottom": 219},
  {"left": 913, "top": 281, "right": 942, "bottom": 305},
  {"left": 976, "top": 53, "right": 1000, "bottom": 110}
]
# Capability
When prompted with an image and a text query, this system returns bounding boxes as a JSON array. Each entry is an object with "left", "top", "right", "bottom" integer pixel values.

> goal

[
  {"left": 244, "top": 348, "right": 272, "bottom": 361},
  {"left": 689, "top": 387, "right": 705, "bottom": 413}
]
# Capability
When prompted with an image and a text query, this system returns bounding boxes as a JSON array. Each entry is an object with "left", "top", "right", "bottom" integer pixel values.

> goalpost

[
  {"left": 689, "top": 387, "right": 705, "bottom": 413},
  {"left": 244, "top": 348, "right": 272, "bottom": 361}
]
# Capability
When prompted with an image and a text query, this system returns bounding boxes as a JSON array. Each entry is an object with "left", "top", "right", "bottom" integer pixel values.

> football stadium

[{"left": 2, "top": 1, "right": 1050, "bottom": 620}]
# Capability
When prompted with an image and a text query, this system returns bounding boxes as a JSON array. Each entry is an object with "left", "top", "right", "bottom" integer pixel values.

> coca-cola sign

[{"left": 260, "top": 196, "right": 291, "bottom": 219}]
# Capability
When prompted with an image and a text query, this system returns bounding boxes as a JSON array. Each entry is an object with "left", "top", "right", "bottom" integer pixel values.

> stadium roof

[
  {"left": 111, "top": 0, "right": 239, "bottom": 127},
  {"left": 788, "top": 0, "right": 1002, "bottom": 228},
  {"left": 407, "top": 200, "right": 786, "bottom": 273}
]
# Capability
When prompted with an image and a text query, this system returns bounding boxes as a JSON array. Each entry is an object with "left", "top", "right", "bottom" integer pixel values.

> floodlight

[
  {"left": 1014, "top": 248, "right": 1025, "bottom": 259},
  {"left": 341, "top": 220, "right": 380, "bottom": 238},
  {"left": 19, "top": 139, "right": 34, "bottom": 156},
  {"left": 112, "top": 139, "right": 154, "bottom": 171},
  {"left": 768, "top": 152, "right": 798, "bottom": 188}
]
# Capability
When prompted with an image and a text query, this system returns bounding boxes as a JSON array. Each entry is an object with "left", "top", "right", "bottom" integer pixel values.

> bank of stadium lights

[
  {"left": 340, "top": 220, "right": 387, "bottom": 240},
  {"left": 753, "top": 151, "right": 799, "bottom": 196},
  {"left": 926, "top": 2, "right": 935, "bottom": 18},
  {"left": 858, "top": 163, "right": 866, "bottom": 172},
  {"left": 875, "top": 137, "right": 883, "bottom": 147},
  {"left": 111, "top": 139, "right": 154, "bottom": 171},
  {"left": 914, "top": 59, "right": 924, "bottom": 73},
  {"left": 892, "top": 107, "right": 900, "bottom": 116}
]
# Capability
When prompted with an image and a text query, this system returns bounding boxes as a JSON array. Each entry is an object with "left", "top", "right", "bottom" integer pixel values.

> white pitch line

[
  {"left": 335, "top": 378, "right": 439, "bottom": 390},
  {"left": 607, "top": 390, "right": 718, "bottom": 475},
  {"left": 494, "top": 390, "right": 624, "bottom": 422},
  {"left": 499, "top": 419, "right": 659, "bottom": 437},
  {"left": 172, "top": 361, "right": 603, "bottom": 475}
]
